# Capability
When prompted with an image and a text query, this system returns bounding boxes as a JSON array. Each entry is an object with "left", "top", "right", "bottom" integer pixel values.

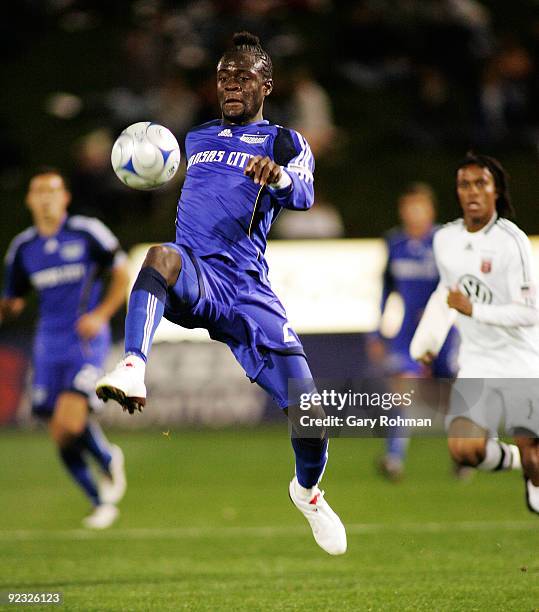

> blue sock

[
  {"left": 59, "top": 445, "right": 100, "bottom": 506},
  {"left": 125, "top": 267, "right": 167, "bottom": 361},
  {"left": 386, "top": 409, "right": 409, "bottom": 461},
  {"left": 291, "top": 437, "right": 328, "bottom": 489},
  {"left": 80, "top": 422, "right": 112, "bottom": 475}
]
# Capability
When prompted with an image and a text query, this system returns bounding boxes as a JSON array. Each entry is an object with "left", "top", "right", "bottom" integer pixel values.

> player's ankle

[
  {"left": 293, "top": 477, "right": 314, "bottom": 498},
  {"left": 124, "top": 353, "right": 146, "bottom": 367}
]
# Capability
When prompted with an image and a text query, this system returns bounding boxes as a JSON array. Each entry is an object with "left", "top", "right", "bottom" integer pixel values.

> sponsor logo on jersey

[
  {"left": 239, "top": 134, "right": 269, "bottom": 144},
  {"left": 218, "top": 128, "right": 233, "bottom": 137},
  {"left": 60, "top": 241, "right": 84, "bottom": 261},
  {"left": 480, "top": 258, "right": 492, "bottom": 274},
  {"left": 31, "top": 263, "right": 86, "bottom": 289},
  {"left": 458, "top": 274, "right": 492, "bottom": 304}
]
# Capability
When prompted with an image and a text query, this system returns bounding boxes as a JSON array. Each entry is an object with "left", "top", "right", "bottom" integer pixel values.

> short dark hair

[
  {"left": 399, "top": 182, "right": 437, "bottom": 207},
  {"left": 456, "top": 152, "right": 514, "bottom": 219},
  {"left": 29, "top": 166, "right": 71, "bottom": 191},
  {"left": 220, "top": 31, "right": 273, "bottom": 80}
]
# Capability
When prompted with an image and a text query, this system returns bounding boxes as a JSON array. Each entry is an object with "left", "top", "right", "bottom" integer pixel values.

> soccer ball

[{"left": 111, "top": 122, "right": 181, "bottom": 190}]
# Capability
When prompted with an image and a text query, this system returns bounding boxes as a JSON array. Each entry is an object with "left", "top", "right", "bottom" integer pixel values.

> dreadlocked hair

[
  {"left": 227, "top": 31, "right": 273, "bottom": 80},
  {"left": 456, "top": 151, "right": 515, "bottom": 219}
]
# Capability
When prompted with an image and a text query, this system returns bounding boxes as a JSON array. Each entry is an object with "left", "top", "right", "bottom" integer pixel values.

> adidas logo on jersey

[{"left": 218, "top": 128, "right": 233, "bottom": 137}]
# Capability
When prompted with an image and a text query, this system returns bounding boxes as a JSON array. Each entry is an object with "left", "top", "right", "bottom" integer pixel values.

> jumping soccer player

[
  {"left": 413, "top": 152, "right": 539, "bottom": 514},
  {"left": 1, "top": 168, "right": 129, "bottom": 529},
  {"left": 373, "top": 183, "right": 458, "bottom": 480},
  {"left": 96, "top": 32, "right": 347, "bottom": 554}
]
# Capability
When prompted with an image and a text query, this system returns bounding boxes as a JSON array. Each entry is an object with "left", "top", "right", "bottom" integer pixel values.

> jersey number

[{"left": 283, "top": 323, "right": 295, "bottom": 343}]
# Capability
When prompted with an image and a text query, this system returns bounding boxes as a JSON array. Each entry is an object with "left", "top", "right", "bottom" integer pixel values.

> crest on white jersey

[
  {"left": 480, "top": 258, "right": 492, "bottom": 274},
  {"left": 218, "top": 128, "right": 233, "bottom": 137}
]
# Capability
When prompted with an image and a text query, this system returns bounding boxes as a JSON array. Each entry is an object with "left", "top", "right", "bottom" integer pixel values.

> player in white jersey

[{"left": 411, "top": 152, "right": 539, "bottom": 514}]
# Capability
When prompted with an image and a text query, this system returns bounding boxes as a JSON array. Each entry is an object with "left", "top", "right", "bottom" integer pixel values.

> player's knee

[
  {"left": 516, "top": 439, "right": 539, "bottom": 474},
  {"left": 448, "top": 438, "right": 485, "bottom": 467},
  {"left": 50, "top": 419, "right": 80, "bottom": 448},
  {"left": 143, "top": 245, "right": 182, "bottom": 286},
  {"left": 286, "top": 403, "right": 327, "bottom": 440}
]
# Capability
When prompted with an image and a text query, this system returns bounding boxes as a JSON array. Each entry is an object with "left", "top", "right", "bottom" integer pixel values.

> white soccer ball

[{"left": 111, "top": 122, "right": 181, "bottom": 190}]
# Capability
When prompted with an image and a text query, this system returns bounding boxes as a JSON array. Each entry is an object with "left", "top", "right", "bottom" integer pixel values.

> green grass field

[{"left": 0, "top": 428, "right": 537, "bottom": 611}]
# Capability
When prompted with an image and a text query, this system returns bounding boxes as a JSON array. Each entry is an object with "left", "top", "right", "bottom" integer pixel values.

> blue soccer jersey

[
  {"left": 381, "top": 227, "right": 457, "bottom": 376},
  {"left": 176, "top": 120, "right": 314, "bottom": 279},
  {"left": 3, "top": 215, "right": 125, "bottom": 411},
  {"left": 151, "top": 120, "right": 317, "bottom": 400}
]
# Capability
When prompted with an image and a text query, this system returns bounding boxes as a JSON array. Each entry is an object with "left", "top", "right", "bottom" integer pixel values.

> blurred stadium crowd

[{"left": 1, "top": 0, "right": 537, "bottom": 248}]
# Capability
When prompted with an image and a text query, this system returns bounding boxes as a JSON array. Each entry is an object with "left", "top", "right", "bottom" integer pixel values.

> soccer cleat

[
  {"left": 377, "top": 455, "right": 404, "bottom": 482},
  {"left": 289, "top": 476, "right": 347, "bottom": 555},
  {"left": 98, "top": 445, "right": 127, "bottom": 505},
  {"left": 508, "top": 444, "right": 522, "bottom": 470},
  {"left": 96, "top": 355, "right": 146, "bottom": 414},
  {"left": 525, "top": 478, "right": 539, "bottom": 515},
  {"left": 82, "top": 504, "right": 119, "bottom": 529}
]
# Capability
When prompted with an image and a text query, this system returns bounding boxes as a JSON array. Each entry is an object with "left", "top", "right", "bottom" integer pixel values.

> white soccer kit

[
  {"left": 434, "top": 213, "right": 539, "bottom": 377},
  {"left": 432, "top": 213, "right": 539, "bottom": 434}
]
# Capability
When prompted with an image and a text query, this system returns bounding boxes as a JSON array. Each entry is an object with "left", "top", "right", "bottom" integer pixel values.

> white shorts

[{"left": 445, "top": 378, "right": 539, "bottom": 437}]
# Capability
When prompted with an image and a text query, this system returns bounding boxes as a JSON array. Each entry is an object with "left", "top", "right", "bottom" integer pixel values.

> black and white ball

[{"left": 111, "top": 122, "right": 181, "bottom": 190}]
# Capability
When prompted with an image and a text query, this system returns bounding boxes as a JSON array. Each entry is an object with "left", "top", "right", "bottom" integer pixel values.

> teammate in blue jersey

[
  {"left": 371, "top": 183, "right": 458, "bottom": 480},
  {"left": 97, "top": 32, "right": 346, "bottom": 555},
  {"left": 1, "top": 168, "right": 129, "bottom": 529}
]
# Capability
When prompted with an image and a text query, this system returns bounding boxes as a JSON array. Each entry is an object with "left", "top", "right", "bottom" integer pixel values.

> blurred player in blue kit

[
  {"left": 1, "top": 169, "right": 129, "bottom": 529},
  {"left": 371, "top": 183, "right": 458, "bottom": 480},
  {"left": 97, "top": 32, "right": 347, "bottom": 555}
]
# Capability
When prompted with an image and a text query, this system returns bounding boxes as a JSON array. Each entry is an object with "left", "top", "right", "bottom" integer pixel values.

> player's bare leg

[
  {"left": 513, "top": 434, "right": 539, "bottom": 514},
  {"left": 96, "top": 245, "right": 181, "bottom": 413},
  {"left": 448, "top": 417, "right": 521, "bottom": 471}
]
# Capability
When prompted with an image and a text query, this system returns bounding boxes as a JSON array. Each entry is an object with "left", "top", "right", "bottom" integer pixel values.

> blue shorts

[
  {"left": 32, "top": 329, "right": 109, "bottom": 416},
  {"left": 163, "top": 243, "right": 310, "bottom": 408}
]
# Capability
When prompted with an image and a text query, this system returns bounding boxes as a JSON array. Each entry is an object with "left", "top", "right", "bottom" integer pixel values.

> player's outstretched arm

[{"left": 76, "top": 260, "right": 129, "bottom": 340}]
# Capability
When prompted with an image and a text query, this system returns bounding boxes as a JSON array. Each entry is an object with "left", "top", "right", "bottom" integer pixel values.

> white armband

[{"left": 268, "top": 168, "right": 292, "bottom": 191}]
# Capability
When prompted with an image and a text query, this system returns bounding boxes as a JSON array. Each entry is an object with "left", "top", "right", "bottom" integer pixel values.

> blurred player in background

[
  {"left": 97, "top": 32, "right": 346, "bottom": 555},
  {"left": 413, "top": 152, "right": 539, "bottom": 514},
  {"left": 371, "top": 183, "right": 457, "bottom": 480},
  {"left": 1, "top": 168, "right": 129, "bottom": 529}
]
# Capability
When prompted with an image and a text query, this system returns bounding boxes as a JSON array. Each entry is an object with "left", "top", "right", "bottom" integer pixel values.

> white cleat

[
  {"left": 99, "top": 445, "right": 127, "bottom": 505},
  {"left": 289, "top": 476, "right": 347, "bottom": 555},
  {"left": 525, "top": 479, "right": 539, "bottom": 515},
  {"left": 96, "top": 355, "right": 146, "bottom": 414},
  {"left": 508, "top": 444, "right": 522, "bottom": 470},
  {"left": 82, "top": 504, "right": 119, "bottom": 530}
]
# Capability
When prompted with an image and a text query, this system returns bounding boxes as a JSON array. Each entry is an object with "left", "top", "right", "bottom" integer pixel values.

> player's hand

[
  {"left": 244, "top": 155, "right": 282, "bottom": 187},
  {"left": 418, "top": 351, "right": 436, "bottom": 365},
  {"left": 447, "top": 289, "right": 472, "bottom": 316},
  {"left": 0, "top": 297, "right": 25, "bottom": 324},
  {"left": 366, "top": 337, "right": 386, "bottom": 365},
  {"left": 76, "top": 310, "right": 108, "bottom": 340}
]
